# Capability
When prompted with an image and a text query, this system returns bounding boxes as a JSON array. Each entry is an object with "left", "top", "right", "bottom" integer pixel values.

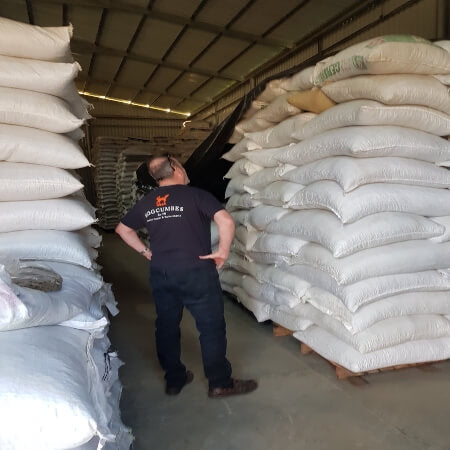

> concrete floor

[{"left": 100, "top": 233, "right": 450, "bottom": 450}]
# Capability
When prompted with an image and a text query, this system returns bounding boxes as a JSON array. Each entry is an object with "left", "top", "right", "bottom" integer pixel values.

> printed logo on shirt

[
  {"left": 156, "top": 194, "right": 169, "bottom": 207},
  {"left": 145, "top": 194, "right": 184, "bottom": 222}
]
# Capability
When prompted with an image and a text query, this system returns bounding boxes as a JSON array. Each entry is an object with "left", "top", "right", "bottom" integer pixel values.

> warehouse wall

[{"left": 193, "top": 0, "right": 447, "bottom": 125}]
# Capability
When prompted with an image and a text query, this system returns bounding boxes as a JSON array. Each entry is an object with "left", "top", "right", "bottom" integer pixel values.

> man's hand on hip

[{"left": 199, "top": 249, "right": 228, "bottom": 269}]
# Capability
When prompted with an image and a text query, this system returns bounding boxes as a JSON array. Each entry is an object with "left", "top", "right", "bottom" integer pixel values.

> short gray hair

[{"left": 148, "top": 156, "right": 175, "bottom": 182}]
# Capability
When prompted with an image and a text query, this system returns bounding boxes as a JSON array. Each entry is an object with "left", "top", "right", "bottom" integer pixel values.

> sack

[
  {"left": 0, "top": 87, "right": 84, "bottom": 133},
  {"left": 243, "top": 165, "right": 295, "bottom": 194},
  {"left": 0, "top": 17, "right": 72, "bottom": 62},
  {"left": 219, "top": 268, "right": 245, "bottom": 289},
  {"left": 287, "top": 181, "right": 450, "bottom": 224},
  {"left": 235, "top": 226, "right": 261, "bottom": 250},
  {"left": 244, "top": 113, "right": 316, "bottom": 149},
  {"left": 0, "top": 274, "right": 95, "bottom": 331},
  {"left": 276, "top": 126, "right": 450, "bottom": 167},
  {"left": 244, "top": 145, "right": 287, "bottom": 167},
  {"left": 247, "top": 205, "right": 291, "bottom": 230},
  {"left": 286, "top": 264, "right": 450, "bottom": 312},
  {"left": 294, "top": 326, "right": 450, "bottom": 372},
  {"left": 0, "top": 55, "right": 90, "bottom": 119},
  {"left": 282, "top": 156, "right": 450, "bottom": 192},
  {"left": 0, "top": 198, "right": 96, "bottom": 233},
  {"left": 291, "top": 240, "right": 450, "bottom": 285},
  {"left": 269, "top": 304, "right": 313, "bottom": 331},
  {"left": 252, "top": 233, "right": 307, "bottom": 256},
  {"left": 0, "top": 162, "right": 83, "bottom": 201},
  {"left": 430, "top": 216, "right": 450, "bottom": 243},
  {"left": 305, "top": 288, "right": 450, "bottom": 334},
  {"left": 280, "top": 66, "right": 315, "bottom": 91},
  {"left": 313, "top": 35, "right": 450, "bottom": 85},
  {"left": 233, "top": 286, "right": 271, "bottom": 322},
  {"left": 226, "top": 193, "right": 261, "bottom": 210},
  {"left": 322, "top": 74, "right": 450, "bottom": 115},
  {"left": 250, "top": 94, "right": 300, "bottom": 124},
  {"left": 224, "top": 158, "right": 262, "bottom": 178},
  {"left": 292, "top": 100, "right": 450, "bottom": 140},
  {"left": 0, "top": 124, "right": 90, "bottom": 169},
  {"left": 230, "top": 210, "right": 250, "bottom": 226},
  {"left": 260, "top": 266, "right": 310, "bottom": 299},
  {"left": 287, "top": 88, "right": 336, "bottom": 113},
  {"left": 241, "top": 275, "right": 280, "bottom": 306},
  {"left": 253, "top": 181, "right": 304, "bottom": 206},
  {"left": 0, "top": 230, "right": 97, "bottom": 268},
  {"left": 267, "top": 210, "right": 444, "bottom": 257},
  {"left": 222, "top": 139, "right": 252, "bottom": 162},
  {"left": 235, "top": 117, "right": 275, "bottom": 134},
  {"left": 256, "top": 79, "right": 288, "bottom": 103},
  {"left": 224, "top": 175, "right": 249, "bottom": 198},
  {"left": 0, "top": 326, "right": 115, "bottom": 449}
]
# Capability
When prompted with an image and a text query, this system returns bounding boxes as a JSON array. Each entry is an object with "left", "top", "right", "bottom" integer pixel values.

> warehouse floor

[{"left": 100, "top": 233, "right": 450, "bottom": 450}]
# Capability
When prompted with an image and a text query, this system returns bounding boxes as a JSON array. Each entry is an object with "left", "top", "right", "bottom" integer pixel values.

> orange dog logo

[{"left": 156, "top": 194, "right": 169, "bottom": 207}]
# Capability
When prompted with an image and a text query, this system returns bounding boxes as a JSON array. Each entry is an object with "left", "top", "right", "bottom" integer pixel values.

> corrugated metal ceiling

[{"left": 0, "top": 0, "right": 366, "bottom": 118}]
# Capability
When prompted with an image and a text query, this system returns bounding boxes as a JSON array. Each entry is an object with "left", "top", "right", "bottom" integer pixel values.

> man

[{"left": 115, "top": 155, "right": 257, "bottom": 398}]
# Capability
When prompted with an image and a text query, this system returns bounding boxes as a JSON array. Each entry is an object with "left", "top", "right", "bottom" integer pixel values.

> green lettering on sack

[{"left": 352, "top": 55, "right": 366, "bottom": 70}]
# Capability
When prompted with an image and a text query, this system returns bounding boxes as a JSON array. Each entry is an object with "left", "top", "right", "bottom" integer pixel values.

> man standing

[{"left": 115, "top": 155, "right": 257, "bottom": 398}]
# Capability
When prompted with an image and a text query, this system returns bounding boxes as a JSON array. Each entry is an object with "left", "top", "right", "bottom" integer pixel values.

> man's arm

[
  {"left": 115, "top": 222, "right": 152, "bottom": 260},
  {"left": 199, "top": 209, "right": 235, "bottom": 269}
]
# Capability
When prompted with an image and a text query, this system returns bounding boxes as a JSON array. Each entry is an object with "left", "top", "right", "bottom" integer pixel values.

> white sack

[
  {"left": 305, "top": 288, "right": 450, "bottom": 334},
  {"left": 233, "top": 286, "right": 271, "bottom": 322},
  {"left": 222, "top": 139, "right": 253, "bottom": 162},
  {"left": 280, "top": 66, "right": 315, "bottom": 91},
  {"left": 256, "top": 79, "right": 288, "bottom": 103},
  {"left": 322, "top": 74, "right": 450, "bottom": 114},
  {"left": 0, "top": 198, "right": 96, "bottom": 233},
  {"left": 243, "top": 146, "right": 287, "bottom": 168},
  {"left": 287, "top": 181, "right": 450, "bottom": 223},
  {"left": 247, "top": 205, "right": 291, "bottom": 230},
  {"left": 0, "top": 276, "right": 95, "bottom": 332},
  {"left": 267, "top": 210, "right": 444, "bottom": 257},
  {"left": 294, "top": 326, "right": 450, "bottom": 372},
  {"left": 0, "top": 230, "right": 97, "bottom": 268},
  {"left": 79, "top": 227, "right": 103, "bottom": 249},
  {"left": 269, "top": 304, "right": 313, "bottom": 332},
  {"left": 224, "top": 175, "right": 249, "bottom": 198},
  {"left": 0, "top": 17, "right": 72, "bottom": 62},
  {"left": 292, "top": 100, "right": 450, "bottom": 140},
  {"left": 260, "top": 266, "right": 310, "bottom": 300},
  {"left": 0, "top": 124, "right": 89, "bottom": 168},
  {"left": 276, "top": 126, "right": 450, "bottom": 167},
  {"left": 226, "top": 193, "right": 261, "bottom": 210},
  {"left": 430, "top": 216, "right": 450, "bottom": 243},
  {"left": 235, "top": 226, "right": 262, "bottom": 250},
  {"left": 0, "top": 55, "right": 90, "bottom": 119},
  {"left": 243, "top": 164, "right": 295, "bottom": 194},
  {"left": 0, "top": 87, "right": 84, "bottom": 133},
  {"left": 0, "top": 326, "right": 114, "bottom": 449},
  {"left": 252, "top": 233, "right": 307, "bottom": 256},
  {"left": 244, "top": 113, "right": 316, "bottom": 149},
  {"left": 291, "top": 240, "right": 450, "bottom": 285},
  {"left": 286, "top": 264, "right": 450, "bottom": 312},
  {"left": 230, "top": 210, "right": 250, "bottom": 226},
  {"left": 253, "top": 180, "right": 304, "bottom": 206},
  {"left": 0, "top": 162, "right": 83, "bottom": 200},
  {"left": 435, "top": 40, "right": 450, "bottom": 52},
  {"left": 313, "top": 35, "right": 450, "bottom": 85},
  {"left": 248, "top": 94, "right": 300, "bottom": 124},
  {"left": 219, "top": 269, "right": 245, "bottom": 289},
  {"left": 282, "top": 156, "right": 450, "bottom": 192},
  {"left": 224, "top": 158, "right": 263, "bottom": 178}
]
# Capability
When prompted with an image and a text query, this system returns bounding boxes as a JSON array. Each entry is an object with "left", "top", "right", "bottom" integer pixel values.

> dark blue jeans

[{"left": 149, "top": 264, "right": 232, "bottom": 390}]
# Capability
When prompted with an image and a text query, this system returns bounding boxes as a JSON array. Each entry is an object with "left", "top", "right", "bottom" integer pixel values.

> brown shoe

[{"left": 208, "top": 378, "right": 258, "bottom": 398}]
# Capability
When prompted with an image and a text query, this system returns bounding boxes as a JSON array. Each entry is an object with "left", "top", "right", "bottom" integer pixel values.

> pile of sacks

[
  {"left": 0, "top": 17, "right": 131, "bottom": 449},
  {"left": 220, "top": 35, "right": 450, "bottom": 373}
]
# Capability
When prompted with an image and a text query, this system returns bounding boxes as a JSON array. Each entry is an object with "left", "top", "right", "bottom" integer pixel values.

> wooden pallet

[{"left": 272, "top": 323, "right": 446, "bottom": 380}]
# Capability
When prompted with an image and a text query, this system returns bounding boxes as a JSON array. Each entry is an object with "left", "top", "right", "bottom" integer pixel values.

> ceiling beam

[
  {"left": 71, "top": 38, "right": 243, "bottom": 82},
  {"left": 30, "top": 0, "right": 291, "bottom": 49}
]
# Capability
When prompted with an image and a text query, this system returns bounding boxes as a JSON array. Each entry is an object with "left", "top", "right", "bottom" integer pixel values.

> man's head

[{"left": 148, "top": 155, "right": 189, "bottom": 186}]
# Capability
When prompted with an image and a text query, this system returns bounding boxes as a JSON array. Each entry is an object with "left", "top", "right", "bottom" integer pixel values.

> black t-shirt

[{"left": 121, "top": 184, "right": 224, "bottom": 269}]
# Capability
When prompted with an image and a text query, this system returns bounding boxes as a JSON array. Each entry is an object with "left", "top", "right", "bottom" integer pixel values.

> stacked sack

[
  {"left": 221, "top": 35, "right": 450, "bottom": 373},
  {"left": 0, "top": 17, "right": 131, "bottom": 449}
]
